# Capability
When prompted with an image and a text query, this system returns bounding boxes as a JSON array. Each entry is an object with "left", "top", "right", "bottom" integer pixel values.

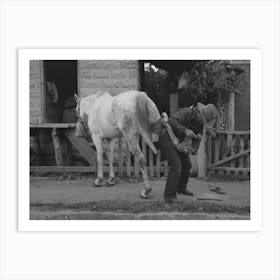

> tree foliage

[{"left": 180, "top": 60, "right": 244, "bottom": 106}]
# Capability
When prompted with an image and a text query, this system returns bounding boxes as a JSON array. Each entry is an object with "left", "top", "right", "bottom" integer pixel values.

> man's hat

[{"left": 197, "top": 103, "right": 218, "bottom": 128}]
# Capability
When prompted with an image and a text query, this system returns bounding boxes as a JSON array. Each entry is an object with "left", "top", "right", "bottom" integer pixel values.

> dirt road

[{"left": 30, "top": 177, "right": 250, "bottom": 220}]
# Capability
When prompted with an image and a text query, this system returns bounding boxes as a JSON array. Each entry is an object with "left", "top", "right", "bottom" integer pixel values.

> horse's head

[{"left": 74, "top": 94, "right": 91, "bottom": 138}]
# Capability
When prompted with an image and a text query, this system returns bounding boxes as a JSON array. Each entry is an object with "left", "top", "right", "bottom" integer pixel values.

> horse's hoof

[
  {"left": 107, "top": 177, "right": 115, "bottom": 186},
  {"left": 94, "top": 177, "right": 103, "bottom": 187},
  {"left": 140, "top": 189, "right": 152, "bottom": 199}
]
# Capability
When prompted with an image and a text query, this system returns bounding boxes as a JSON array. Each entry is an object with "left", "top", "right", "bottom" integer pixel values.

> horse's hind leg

[
  {"left": 92, "top": 136, "right": 104, "bottom": 186},
  {"left": 126, "top": 139, "right": 151, "bottom": 199},
  {"left": 106, "top": 138, "right": 115, "bottom": 186}
]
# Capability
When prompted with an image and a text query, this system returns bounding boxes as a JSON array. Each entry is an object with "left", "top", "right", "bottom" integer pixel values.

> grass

[{"left": 31, "top": 200, "right": 250, "bottom": 215}]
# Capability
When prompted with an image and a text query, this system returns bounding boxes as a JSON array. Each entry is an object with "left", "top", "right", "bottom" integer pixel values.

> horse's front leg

[
  {"left": 92, "top": 136, "right": 104, "bottom": 187},
  {"left": 106, "top": 138, "right": 115, "bottom": 186}
]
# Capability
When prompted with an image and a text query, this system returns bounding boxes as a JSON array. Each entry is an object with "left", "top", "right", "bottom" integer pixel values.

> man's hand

[{"left": 185, "top": 129, "right": 196, "bottom": 138}]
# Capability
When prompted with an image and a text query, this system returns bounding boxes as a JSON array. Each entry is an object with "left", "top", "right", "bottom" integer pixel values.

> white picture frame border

[{"left": 19, "top": 48, "right": 261, "bottom": 232}]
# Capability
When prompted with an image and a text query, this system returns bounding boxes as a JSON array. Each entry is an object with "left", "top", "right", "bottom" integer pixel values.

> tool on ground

[{"left": 210, "top": 186, "right": 226, "bottom": 195}]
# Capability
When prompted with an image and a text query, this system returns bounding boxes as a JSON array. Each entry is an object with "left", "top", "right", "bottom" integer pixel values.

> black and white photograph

[{"left": 28, "top": 57, "right": 251, "bottom": 221}]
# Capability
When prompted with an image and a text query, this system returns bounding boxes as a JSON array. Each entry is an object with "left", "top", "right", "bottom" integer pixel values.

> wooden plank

[
  {"left": 246, "top": 134, "right": 250, "bottom": 178},
  {"left": 227, "top": 134, "right": 232, "bottom": 177},
  {"left": 208, "top": 166, "right": 250, "bottom": 172},
  {"left": 239, "top": 135, "right": 245, "bottom": 176},
  {"left": 214, "top": 133, "right": 220, "bottom": 162},
  {"left": 40, "top": 61, "right": 46, "bottom": 123},
  {"left": 126, "top": 143, "right": 131, "bottom": 177},
  {"left": 209, "top": 149, "right": 250, "bottom": 168},
  {"left": 64, "top": 129, "right": 96, "bottom": 166},
  {"left": 118, "top": 138, "right": 124, "bottom": 177},
  {"left": 230, "top": 134, "right": 236, "bottom": 177},
  {"left": 218, "top": 133, "right": 225, "bottom": 176},
  {"left": 197, "top": 127, "right": 207, "bottom": 178},
  {"left": 30, "top": 165, "right": 169, "bottom": 174},
  {"left": 30, "top": 123, "right": 76, "bottom": 128},
  {"left": 228, "top": 92, "right": 235, "bottom": 131},
  {"left": 207, "top": 132, "right": 212, "bottom": 165},
  {"left": 51, "top": 128, "right": 63, "bottom": 166},
  {"left": 221, "top": 134, "right": 228, "bottom": 177},
  {"left": 149, "top": 146, "right": 154, "bottom": 177},
  {"left": 212, "top": 130, "right": 250, "bottom": 135},
  {"left": 66, "top": 138, "right": 72, "bottom": 165},
  {"left": 156, "top": 150, "right": 161, "bottom": 178},
  {"left": 142, "top": 136, "right": 146, "bottom": 163},
  {"left": 134, "top": 157, "right": 139, "bottom": 177},
  {"left": 214, "top": 133, "right": 220, "bottom": 176},
  {"left": 31, "top": 166, "right": 96, "bottom": 173},
  {"left": 206, "top": 133, "right": 215, "bottom": 176},
  {"left": 247, "top": 151, "right": 250, "bottom": 169},
  {"left": 235, "top": 134, "right": 243, "bottom": 177}
]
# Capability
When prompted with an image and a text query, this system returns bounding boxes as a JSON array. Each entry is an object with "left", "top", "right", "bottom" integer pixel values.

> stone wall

[
  {"left": 78, "top": 60, "right": 139, "bottom": 98},
  {"left": 30, "top": 60, "right": 42, "bottom": 124}
]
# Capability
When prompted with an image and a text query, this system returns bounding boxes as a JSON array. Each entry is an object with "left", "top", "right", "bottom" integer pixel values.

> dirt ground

[{"left": 30, "top": 176, "right": 250, "bottom": 220}]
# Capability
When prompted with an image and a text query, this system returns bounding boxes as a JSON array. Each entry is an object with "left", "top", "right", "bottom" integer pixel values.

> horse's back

[
  {"left": 81, "top": 91, "right": 112, "bottom": 114},
  {"left": 114, "top": 90, "right": 141, "bottom": 104}
]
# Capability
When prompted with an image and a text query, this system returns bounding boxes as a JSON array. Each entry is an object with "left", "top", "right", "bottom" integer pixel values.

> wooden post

[
  {"left": 228, "top": 92, "right": 235, "bottom": 131},
  {"left": 149, "top": 146, "right": 154, "bottom": 177},
  {"left": 156, "top": 150, "right": 161, "bottom": 178},
  {"left": 51, "top": 128, "right": 63, "bottom": 166},
  {"left": 118, "top": 138, "right": 124, "bottom": 177},
  {"left": 40, "top": 61, "right": 46, "bottom": 124},
  {"left": 65, "top": 138, "right": 72, "bottom": 165},
  {"left": 169, "top": 93, "right": 179, "bottom": 115},
  {"left": 197, "top": 126, "right": 207, "bottom": 178},
  {"left": 126, "top": 143, "right": 131, "bottom": 177},
  {"left": 134, "top": 157, "right": 139, "bottom": 178}
]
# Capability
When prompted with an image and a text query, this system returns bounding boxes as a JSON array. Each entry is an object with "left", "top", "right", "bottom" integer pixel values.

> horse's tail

[{"left": 135, "top": 92, "right": 159, "bottom": 154}]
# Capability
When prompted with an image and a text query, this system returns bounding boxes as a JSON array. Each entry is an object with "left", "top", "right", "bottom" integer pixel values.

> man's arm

[
  {"left": 168, "top": 107, "right": 194, "bottom": 139},
  {"left": 168, "top": 117, "right": 187, "bottom": 136}
]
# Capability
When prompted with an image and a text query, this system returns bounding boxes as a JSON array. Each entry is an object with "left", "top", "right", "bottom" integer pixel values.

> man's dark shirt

[{"left": 168, "top": 107, "right": 203, "bottom": 141}]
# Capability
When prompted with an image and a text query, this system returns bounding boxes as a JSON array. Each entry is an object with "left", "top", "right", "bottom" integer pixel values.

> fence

[
  {"left": 206, "top": 130, "right": 250, "bottom": 178},
  {"left": 111, "top": 137, "right": 168, "bottom": 178},
  {"left": 30, "top": 127, "right": 250, "bottom": 179}
]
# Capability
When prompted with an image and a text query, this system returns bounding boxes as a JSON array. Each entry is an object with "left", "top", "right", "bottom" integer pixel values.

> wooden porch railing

[
  {"left": 30, "top": 124, "right": 250, "bottom": 179},
  {"left": 206, "top": 130, "right": 250, "bottom": 178}
]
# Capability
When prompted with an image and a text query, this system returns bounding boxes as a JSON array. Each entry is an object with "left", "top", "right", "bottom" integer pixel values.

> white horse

[{"left": 74, "top": 90, "right": 161, "bottom": 199}]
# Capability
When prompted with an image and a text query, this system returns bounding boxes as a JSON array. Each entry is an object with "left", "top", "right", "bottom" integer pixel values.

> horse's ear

[{"left": 74, "top": 93, "right": 80, "bottom": 105}]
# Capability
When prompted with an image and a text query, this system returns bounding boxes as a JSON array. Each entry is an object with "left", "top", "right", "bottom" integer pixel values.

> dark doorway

[{"left": 44, "top": 60, "right": 78, "bottom": 123}]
